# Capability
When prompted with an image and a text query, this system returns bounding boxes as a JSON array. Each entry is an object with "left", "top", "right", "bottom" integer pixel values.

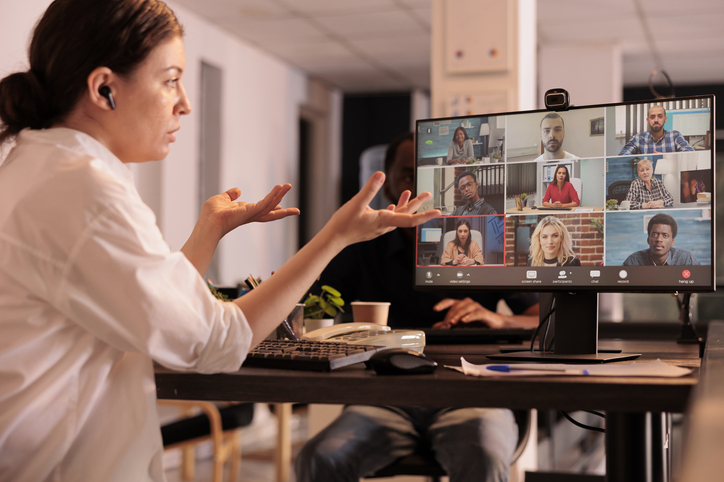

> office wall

[{"left": 0, "top": 1, "right": 326, "bottom": 286}]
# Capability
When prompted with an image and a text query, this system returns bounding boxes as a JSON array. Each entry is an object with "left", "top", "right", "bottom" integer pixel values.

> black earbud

[{"left": 99, "top": 86, "right": 115, "bottom": 110}]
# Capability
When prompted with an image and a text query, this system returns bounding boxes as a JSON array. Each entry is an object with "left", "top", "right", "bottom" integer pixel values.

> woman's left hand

[{"left": 201, "top": 185, "right": 300, "bottom": 238}]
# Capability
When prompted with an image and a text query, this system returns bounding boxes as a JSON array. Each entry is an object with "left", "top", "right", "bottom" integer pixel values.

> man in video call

[
  {"left": 294, "top": 132, "right": 539, "bottom": 482},
  {"left": 619, "top": 105, "right": 694, "bottom": 155},
  {"left": 451, "top": 170, "right": 498, "bottom": 215},
  {"left": 534, "top": 112, "right": 578, "bottom": 161},
  {"left": 623, "top": 213, "right": 701, "bottom": 266}
]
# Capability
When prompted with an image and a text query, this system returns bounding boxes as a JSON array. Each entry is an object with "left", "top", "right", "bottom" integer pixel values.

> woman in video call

[
  {"left": 441, "top": 219, "right": 485, "bottom": 266},
  {"left": 527, "top": 216, "right": 581, "bottom": 267},
  {"left": 446, "top": 126, "right": 474, "bottom": 164},
  {"left": 542, "top": 164, "right": 580, "bottom": 208},
  {"left": 624, "top": 157, "right": 674, "bottom": 209},
  {"left": 0, "top": 1, "right": 439, "bottom": 480}
]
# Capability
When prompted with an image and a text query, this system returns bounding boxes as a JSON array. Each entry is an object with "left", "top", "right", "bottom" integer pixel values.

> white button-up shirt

[{"left": 0, "top": 128, "right": 252, "bottom": 482}]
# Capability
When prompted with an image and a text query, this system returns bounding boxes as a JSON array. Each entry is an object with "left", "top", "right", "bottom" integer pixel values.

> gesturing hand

[
  {"left": 325, "top": 172, "right": 441, "bottom": 249},
  {"left": 201, "top": 185, "right": 300, "bottom": 238}
]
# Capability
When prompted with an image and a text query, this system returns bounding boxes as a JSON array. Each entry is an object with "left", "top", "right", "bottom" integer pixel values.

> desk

[
  {"left": 156, "top": 339, "right": 699, "bottom": 481},
  {"left": 512, "top": 206, "right": 604, "bottom": 215}
]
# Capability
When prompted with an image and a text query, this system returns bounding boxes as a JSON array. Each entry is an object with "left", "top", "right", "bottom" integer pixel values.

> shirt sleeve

[
  {"left": 53, "top": 195, "right": 252, "bottom": 374},
  {"left": 447, "top": 142, "right": 455, "bottom": 162},
  {"left": 470, "top": 242, "right": 484, "bottom": 265},
  {"left": 660, "top": 181, "right": 674, "bottom": 206},
  {"left": 625, "top": 179, "right": 643, "bottom": 210},
  {"left": 464, "top": 140, "right": 474, "bottom": 159},
  {"left": 542, "top": 184, "right": 553, "bottom": 203},
  {"left": 675, "top": 133, "right": 694, "bottom": 152},
  {"left": 566, "top": 182, "right": 580, "bottom": 205},
  {"left": 619, "top": 137, "right": 639, "bottom": 155}
]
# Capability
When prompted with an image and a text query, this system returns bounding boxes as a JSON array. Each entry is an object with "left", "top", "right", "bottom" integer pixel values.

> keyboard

[
  {"left": 421, "top": 327, "right": 534, "bottom": 345},
  {"left": 242, "top": 339, "right": 386, "bottom": 371}
]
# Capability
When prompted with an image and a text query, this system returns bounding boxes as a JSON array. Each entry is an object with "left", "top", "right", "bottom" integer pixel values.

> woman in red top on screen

[{"left": 542, "top": 164, "right": 580, "bottom": 208}]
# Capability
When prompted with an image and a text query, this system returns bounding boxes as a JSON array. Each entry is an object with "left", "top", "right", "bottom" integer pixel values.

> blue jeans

[{"left": 295, "top": 405, "right": 518, "bottom": 482}]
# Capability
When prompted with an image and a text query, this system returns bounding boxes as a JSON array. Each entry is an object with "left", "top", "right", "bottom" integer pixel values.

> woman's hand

[
  {"left": 181, "top": 185, "right": 299, "bottom": 275},
  {"left": 200, "top": 185, "right": 300, "bottom": 238},
  {"left": 323, "top": 172, "right": 440, "bottom": 250}
]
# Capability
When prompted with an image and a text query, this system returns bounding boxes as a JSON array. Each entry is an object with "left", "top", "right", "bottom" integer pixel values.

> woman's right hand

[{"left": 323, "top": 172, "right": 440, "bottom": 250}]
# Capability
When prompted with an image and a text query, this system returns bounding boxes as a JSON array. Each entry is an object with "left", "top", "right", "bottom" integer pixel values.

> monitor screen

[{"left": 414, "top": 96, "right": 715, "bottom": 294}]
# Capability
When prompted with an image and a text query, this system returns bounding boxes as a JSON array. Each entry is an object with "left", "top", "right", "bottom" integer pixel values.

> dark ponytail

[{"left": 0, "top": 0, "right": 183, "bottom": 145}]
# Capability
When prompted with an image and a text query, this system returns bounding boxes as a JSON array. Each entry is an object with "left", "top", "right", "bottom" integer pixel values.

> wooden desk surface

[{"left": 155, "top": 339, "right": 699, "bottom": 414}]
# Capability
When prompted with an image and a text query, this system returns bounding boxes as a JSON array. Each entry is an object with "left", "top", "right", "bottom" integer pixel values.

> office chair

[
  {"left": 607, "top": 180, "right": 631, "bottom": 204},
  {"left": 365, "top": 409, "right": 532, "bottom": 482},
  {"left": 159, "top": 400, "right": 254, "bottom": 482},
  {"left": 569, "top": 177, "right": 582, "bottom": 202}
]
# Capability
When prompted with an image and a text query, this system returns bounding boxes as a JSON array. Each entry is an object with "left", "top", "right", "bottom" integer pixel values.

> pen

[{"left": 486, "top": 365, "right": 589, "bottom": 375}]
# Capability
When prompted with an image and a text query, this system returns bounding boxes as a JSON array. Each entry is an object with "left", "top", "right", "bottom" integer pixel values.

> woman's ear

[{"left": 86, "top": 67, "right": 115, "bottom": 111}]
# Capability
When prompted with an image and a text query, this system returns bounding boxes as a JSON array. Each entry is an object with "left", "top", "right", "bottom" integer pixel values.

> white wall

[{"left": 0, "top": 1, "right": 337, "bottom": 287}]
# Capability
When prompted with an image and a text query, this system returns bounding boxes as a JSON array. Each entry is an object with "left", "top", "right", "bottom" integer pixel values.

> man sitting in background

[
  {"left": 294, "top": 132, "right": 538, "bottom": 482},
  {"left": 619, "top": 105, "right": 694, "bottom": 155}
]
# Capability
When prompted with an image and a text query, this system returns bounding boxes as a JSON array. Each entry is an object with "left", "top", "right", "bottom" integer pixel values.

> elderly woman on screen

[
  {"left": 624, "top": 157, "right": 674, "bottom": 209},
  {"left": 527, "top": 216, "right": 580, "bottom": 267}
]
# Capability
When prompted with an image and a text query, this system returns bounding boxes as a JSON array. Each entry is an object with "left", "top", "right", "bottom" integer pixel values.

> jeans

[{"left": 295, "top": 405, "right": 518, "bottom": 482}]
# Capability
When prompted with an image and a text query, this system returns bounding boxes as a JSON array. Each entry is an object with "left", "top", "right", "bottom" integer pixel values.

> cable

[
  {"left": 531, "top": 300, "right": 555, "bottom": 352},
  {"left": 648, "top": 68, "right": 675, "bottom": 99},
  {"left": 559, "top": 411, "right": 605, "bottom": 433}
]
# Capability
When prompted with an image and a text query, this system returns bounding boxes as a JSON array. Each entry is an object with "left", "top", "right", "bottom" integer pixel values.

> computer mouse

[{"left": 367, "top": 348, "right": 438, "bottom": 375}]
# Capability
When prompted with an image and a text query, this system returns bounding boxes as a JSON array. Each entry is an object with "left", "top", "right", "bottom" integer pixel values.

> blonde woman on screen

[{"left": 527, "top": 216, "right": 580, "bottom": 267}]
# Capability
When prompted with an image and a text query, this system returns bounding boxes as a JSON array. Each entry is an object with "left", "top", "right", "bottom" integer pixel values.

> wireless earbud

[{"left": 99, "top": 86, "right": 115, "bottom": 110}]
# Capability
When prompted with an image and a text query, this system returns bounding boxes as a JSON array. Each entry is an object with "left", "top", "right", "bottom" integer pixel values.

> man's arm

[
  {"left": 674, "top": 132, "right": 694, "bottom": 152},
  {"left": 431, "top": 297, "right": 539, "bottom": 329},
  {"left": 619, "top": 135, "right": 640, "bottom": 155}
]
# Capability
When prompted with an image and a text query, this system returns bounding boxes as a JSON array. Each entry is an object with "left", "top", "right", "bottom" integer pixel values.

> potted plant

[
  {"left": 520, "top": 193, "right": 528, "bottom": 207},
  {"left": 303, "top": 285, "right": 345, "bottom": 333}
]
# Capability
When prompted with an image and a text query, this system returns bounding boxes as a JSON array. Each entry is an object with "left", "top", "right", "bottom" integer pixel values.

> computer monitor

[{"left": 414, "top": 95, "right": 715, "bottom": 362}]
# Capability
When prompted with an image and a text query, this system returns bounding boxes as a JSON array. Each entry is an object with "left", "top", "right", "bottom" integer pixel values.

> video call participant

[
  {"left": 295, "top": 133, "right": 539, "bottom": 482},
  {"left": 624, "top": 157, "right": 674, "bottom": 210},
  {"left": 452, "top": 170, "right": 498, "bottom": 215},
  {"left": 527, "top": 216, "right": 581, "bottom": 267},
  {"left": 441, "top": 219, "right": 485, "bottom": 266},
  {"left": 619, "top": 105, "right": 694, "bottom": 155},
  {"left": 542, "top": 164, "right": 580, "bottom": 208},
  {"left": 534, "top": 113, "right": 578, "bottom": 161},
  {"left": 0, "top": 3, "right": 440, "bottom": 481},
  {"left": 623, "top": 213, "right": 701, "bottom": 266},
  {"left": 447, "top": 126, "right": 474, "bottom": 164}
]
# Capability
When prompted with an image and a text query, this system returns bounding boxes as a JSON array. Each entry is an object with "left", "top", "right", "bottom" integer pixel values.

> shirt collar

[{"left": 17, "top": 127, "right": 134, "bottom": 187}]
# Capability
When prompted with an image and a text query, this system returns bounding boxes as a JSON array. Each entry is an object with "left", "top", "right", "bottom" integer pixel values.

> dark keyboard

[
  {"left": 242, "top": 339, "right": 386, "bottom": 371},
  {"left": 422, "top": 327, "right": 534, "bottom": 345}
]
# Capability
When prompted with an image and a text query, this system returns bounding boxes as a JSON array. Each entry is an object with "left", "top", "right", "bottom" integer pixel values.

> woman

[
  {"left": 542, "top": 164, "right": 580, "bottom": 208},
  {"left": 527, "top": 216, "right": 580, "bottom": 267},
  {"left": 624, "top": 157, "right": 674, "bottom": 209},
  {"left": 446, "top": 126, "right": 474, "bottom": 164},
  {"left": 440, "top": 219, "right": 484, "bottom": 266},
  {"left": 0, "top": 1, "right": 439, "bottom": 480}
]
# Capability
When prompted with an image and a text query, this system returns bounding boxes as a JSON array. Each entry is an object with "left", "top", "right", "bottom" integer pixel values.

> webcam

[{"left": 544, "top": 88, "right": 570, "bottom": 111}]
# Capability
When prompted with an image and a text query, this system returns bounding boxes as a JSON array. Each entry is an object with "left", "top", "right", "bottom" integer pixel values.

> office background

[{"left": 2, "top": 0, "right": 724, "bottom": 321}]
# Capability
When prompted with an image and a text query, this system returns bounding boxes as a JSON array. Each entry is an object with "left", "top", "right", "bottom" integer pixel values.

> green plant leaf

[
  {"left": 323, "top": 305, "right": 337, "bottom": 317},
  {"left": 321, "top": 285, "right": 341, "bottom": 297},
  {"left": 327, "top": 295, "right": 344, "bottom": 307}
]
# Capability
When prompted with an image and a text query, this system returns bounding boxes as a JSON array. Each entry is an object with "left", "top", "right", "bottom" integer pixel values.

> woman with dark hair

[
  {"left": 0, "top": 1, "right": 438, "bottom": 479},
  {"left": 440, "top": 219, "right": 484, "bottom": 265},
  {"left": 542, "top": 164, "right": 580, "bottom": 208},
  {"left": 446, "top": 126, "right": 474, "bottom": 164}
]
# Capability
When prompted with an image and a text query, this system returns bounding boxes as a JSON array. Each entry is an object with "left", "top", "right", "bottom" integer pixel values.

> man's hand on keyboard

[{"left": 431, "top": 298, "right": 505, "bottom": 329}]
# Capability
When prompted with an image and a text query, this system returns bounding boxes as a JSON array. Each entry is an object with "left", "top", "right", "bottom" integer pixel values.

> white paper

[{"left": 454, "top": 358, "right": 692, "bottom": 378}]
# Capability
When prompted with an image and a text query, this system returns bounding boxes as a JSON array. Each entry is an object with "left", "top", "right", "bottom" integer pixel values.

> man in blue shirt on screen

[
  {"left": 623, "top": 213, "right": 701, "bottom": 266},
  {"left": 619, "top": 105, "right": 694, "bottom": 155},
  {"left": 294, "top": 133, "right": 538, "bottom": 482}
]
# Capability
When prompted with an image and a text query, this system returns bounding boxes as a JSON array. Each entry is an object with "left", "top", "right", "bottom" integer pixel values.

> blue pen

[{"left": 486, "top": 365, "right": 589, "bottom": 375}]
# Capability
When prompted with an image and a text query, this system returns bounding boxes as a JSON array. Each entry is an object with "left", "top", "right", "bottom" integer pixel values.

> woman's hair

[
  {"left": 0, "top": 0, "right": 183, "bottom": 144},
  {"left": 636, "top": 157, "right": 653, "bottom": 174},
  {"left": 528, "top": 216, "right": 575, "bottom": 267},
  {"left": 452, "top": 219, "right": 473, "bottom": 254},
  {"left": 452, "top": 127, "right": 469, "bottom": 142},
  {"left": 550, "top": 164, "right": 570, "bottom": 186}
]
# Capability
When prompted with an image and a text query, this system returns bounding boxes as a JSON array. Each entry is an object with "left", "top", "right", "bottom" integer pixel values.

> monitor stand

[{"left": 487, "top": 292, "right": 641, "bottom": 364}]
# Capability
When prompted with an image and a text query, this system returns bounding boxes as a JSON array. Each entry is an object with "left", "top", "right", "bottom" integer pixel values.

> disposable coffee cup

[{"left": 351, "top": 301, "right": 391, "bottom": 326}]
